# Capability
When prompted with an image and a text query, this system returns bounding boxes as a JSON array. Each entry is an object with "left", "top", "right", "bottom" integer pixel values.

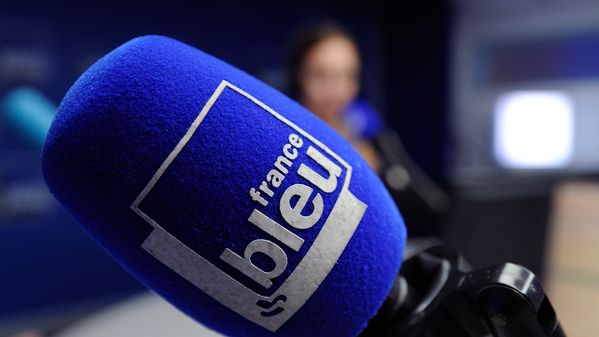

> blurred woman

[{"left": 287, "top": 23, "right": 380, "bottom": 172}]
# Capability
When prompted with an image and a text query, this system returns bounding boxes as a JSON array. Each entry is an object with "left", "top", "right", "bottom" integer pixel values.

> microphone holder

[{"left": 362, "top": 240, "right": 566, "bottom": 337}]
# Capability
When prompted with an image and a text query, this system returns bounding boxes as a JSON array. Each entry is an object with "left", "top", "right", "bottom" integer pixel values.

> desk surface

[{"left": 55, "top": 292, "right": 223, "bottom": 337}]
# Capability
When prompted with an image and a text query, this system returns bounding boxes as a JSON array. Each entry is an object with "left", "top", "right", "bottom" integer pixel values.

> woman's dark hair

[{"left": 285, "top": 22, "right": 359, "bottom": 100}]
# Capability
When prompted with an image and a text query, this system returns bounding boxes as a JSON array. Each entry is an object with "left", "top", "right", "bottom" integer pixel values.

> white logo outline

[{"left": 130, "top": 80, "right": 366, "bottom": 331}]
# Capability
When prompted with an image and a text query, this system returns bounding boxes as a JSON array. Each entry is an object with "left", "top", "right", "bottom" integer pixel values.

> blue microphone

[{"left": 42, "top": 35, "right": 406, "bottom": 337}]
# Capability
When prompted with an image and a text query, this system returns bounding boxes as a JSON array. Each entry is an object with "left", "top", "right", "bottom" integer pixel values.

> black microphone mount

[{"left": 361, "top": 240, "right": 566, "bottom": 337}]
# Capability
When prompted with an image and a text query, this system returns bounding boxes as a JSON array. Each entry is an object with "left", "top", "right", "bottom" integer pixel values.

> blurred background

[{"left": 1, "top": 0, "right": 599, "bottom": 336}]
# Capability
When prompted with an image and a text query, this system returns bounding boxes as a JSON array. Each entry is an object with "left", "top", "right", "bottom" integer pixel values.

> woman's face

[{"left": 299, "top": 36, "right": 360, "bottom": 119}]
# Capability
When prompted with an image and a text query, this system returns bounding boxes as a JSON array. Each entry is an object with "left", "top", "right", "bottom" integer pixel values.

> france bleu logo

[{"left": 130, "top": 80, "right": 367, "bottom": 332}]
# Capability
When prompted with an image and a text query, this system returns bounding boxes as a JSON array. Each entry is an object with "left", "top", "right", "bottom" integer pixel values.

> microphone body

[{"left": 42, "top": 36, "right": 406, "bottom": 337}]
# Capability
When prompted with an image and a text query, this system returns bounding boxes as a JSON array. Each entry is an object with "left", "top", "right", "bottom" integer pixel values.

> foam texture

[{"left": 42, "top": 35, "right": 406, "bottom": 337}]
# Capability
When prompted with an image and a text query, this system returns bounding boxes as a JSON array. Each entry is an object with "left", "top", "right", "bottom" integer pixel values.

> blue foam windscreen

[{"left": 42, "top": 35, "right": 406, "bottom": 337}]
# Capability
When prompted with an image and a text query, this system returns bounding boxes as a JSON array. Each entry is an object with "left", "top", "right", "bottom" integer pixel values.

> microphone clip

[{"left": 362, "top": 239, "right": 566, "bottom": 337}]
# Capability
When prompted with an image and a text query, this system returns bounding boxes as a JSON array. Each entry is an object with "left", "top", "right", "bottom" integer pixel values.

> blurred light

[
  {"left": 1, "top": 87, "right": 56, "bottom": 146},
  {"left": 494, "top": 91, "right": 574, "bottom": 169}
]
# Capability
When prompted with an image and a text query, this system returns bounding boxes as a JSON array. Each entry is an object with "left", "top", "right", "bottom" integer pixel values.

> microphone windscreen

[{"left": 42, "top": 35, "right": 406, "bottom": 337}]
